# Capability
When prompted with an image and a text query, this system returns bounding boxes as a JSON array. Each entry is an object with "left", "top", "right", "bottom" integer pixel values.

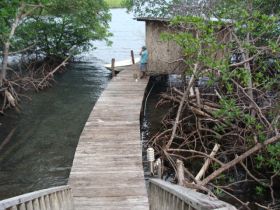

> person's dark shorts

[{"left": 140, "top": 63, "right": 147, "bottom": 71}]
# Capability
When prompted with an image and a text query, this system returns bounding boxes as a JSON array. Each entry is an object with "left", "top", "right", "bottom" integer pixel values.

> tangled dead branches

[
  {"left": 0, "top": 55, "right": 71, "bottom": 114},
  {"left": 148, "top": 77, "right": 280, "bottom": 209}
]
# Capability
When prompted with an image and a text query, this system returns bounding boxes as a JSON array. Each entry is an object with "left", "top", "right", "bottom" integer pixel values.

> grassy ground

[{"left": 105, "top": 0, "right": 124, "bottom": 8}]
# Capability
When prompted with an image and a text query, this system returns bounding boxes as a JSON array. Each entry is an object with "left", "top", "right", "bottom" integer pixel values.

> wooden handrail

[
  {"left": 0, "top": 185, "right": 74, "bottom": 210},
  {"left": 149, "top": 179, "right": 237, "bottom": 210}
]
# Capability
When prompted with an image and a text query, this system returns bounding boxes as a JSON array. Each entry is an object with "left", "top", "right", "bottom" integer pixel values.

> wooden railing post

[
  {"left": 155, "top": 158, "right": 162, "bottom": 179},
  {"left": 149, "top": 179, "right": 237, "bottom": 210},
  {"left": 39, "top": 196, "right": 46, "bottom": 210},
  {"left": 176, "top": 159, "right": 184, "bottom": 186},
  {"left": 33, "top": 198, "right": 40, "bottom": 209},
  {"left": 26, "top": 201, "right": 33, "bottom": 210},
  {"left": 18, "top": 203, "right": 25, "bottom": 210},
  {"left": 66, "top": 189, "right": 74, "bottom": 210},
  {"left": 111, "top": 58, "right": 115, "bottom": 77},
  {"left": 0, "top": 185, "right": 73, "bottom": 210},
  {"left": 45, "top": 194, "right": 51, "bottom": 210},
  {"left": 131, "top": 50, "right": 135, "bottom": 64}
]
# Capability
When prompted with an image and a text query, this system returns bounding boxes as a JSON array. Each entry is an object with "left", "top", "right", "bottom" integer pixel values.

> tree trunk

[
  {"left": 0, "top": 43, "right": 9, "bottom": 86},
  {"left": 0, "top": 4, "right": 24, "bottom": 87}
]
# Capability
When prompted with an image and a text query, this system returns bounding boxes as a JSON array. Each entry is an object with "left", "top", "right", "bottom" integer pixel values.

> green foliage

[
  {"left": 216, "top": 6, "right": 279, "bottom": 91},
  {"left": 213, "top": 188, "right": 223, "bottom": 196},
  {"left": 105, "top": 0, "right": 125, "bottom": 8},
  {"left": 163, "top": 2, "right": 280, "bottom": 188},
  {"left": 256, "top": 143, "right": 280, "bottom": 172},
  {"left": 1, "top": 0, "right": 111, "bottom": 58},
  {"left": 121, "top": 0, "right": 280, "bottom": 206},
  {"left": 267, "top": 144, "right": 280, "bottom": 171},
  {"left": 121, "top": 0, "right": 133, "bottom": 10},
  {"left": 126, "top": 0, "right": 280, "bottom": 206},
  {"left": 124, "top": 0, "right": 219, "bottom": 17},
  {"left": 214, "top": 98, "right": 242, "bottom": 122},
  {"left": 164, "top": 0, "right": 279, "bottom": 126},
  {"left": 255, "top": 185, "right": 265, "bottom": 196},
  {"left": 124, "top": 0, "right": 175, "bottom": 17},
  {"left": 211, "top": 162, "right": 220, "bottom": 170}
]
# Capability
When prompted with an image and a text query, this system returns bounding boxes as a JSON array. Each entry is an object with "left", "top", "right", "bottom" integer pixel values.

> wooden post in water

[
  {"left": 111, "top": 58, "right": 115, "bottom": 77},
  {"left": 131, "top": 50, "right": 135, "bottom": 64}
]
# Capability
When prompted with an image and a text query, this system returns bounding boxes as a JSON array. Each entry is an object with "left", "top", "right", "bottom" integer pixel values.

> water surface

[{"left": 0, "top": 8, "right": 144, "bottom": 199}]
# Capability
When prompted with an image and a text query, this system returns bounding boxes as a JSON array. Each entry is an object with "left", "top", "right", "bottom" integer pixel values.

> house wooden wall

[
  {"left": 144, "top": 20, "right": 231, "bottom": 75},
  {"left": 146, "top": 21, "right": 186, "bottom": 75}
]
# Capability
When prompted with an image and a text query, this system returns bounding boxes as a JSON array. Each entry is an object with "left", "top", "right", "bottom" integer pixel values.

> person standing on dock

[{"left": 139, "top": 46, "right": 148, "bottom": 79}]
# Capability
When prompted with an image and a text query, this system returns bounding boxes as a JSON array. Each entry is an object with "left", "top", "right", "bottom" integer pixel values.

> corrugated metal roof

[
  {"left": 135, "top": 17, "right": 170, "bottom": 22},
  {"left": 135, "top": 16, "right": 232, "bottom": 24}
]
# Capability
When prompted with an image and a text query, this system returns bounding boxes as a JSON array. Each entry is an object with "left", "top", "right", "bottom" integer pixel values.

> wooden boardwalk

[{"left": 68, "top": 65, "right": 149, "bottom": 210}]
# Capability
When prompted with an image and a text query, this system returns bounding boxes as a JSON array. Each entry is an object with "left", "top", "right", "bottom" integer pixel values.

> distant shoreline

[{"left": 105, "top": 0, "right": 125, "bottom": 8}]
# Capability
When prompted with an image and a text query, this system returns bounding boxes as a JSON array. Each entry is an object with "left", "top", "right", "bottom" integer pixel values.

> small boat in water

[{"left": 104, "top": 57, "right": 140, "bottom": 72}]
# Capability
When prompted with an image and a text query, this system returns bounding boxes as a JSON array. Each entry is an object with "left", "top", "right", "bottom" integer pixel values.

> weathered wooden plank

[
  {"left": 73, "top": 196, "right": 148, "bottom": 206},
  {"left": 73, "top": 205, "right": 149, "bottom": 210},
  {"left": 71, "top": 160, "right": 143, "bottom": 168},
  {"left": 68, "top": 66, "right": 149, "bottom": 210},
  {"left": 79, "top": 132, "right": 140, "bottom": 139},
  {"left": 74, "top": 148, "right": 142, "bottom": 155},
  {"left": 70, "top": 170, "right": 145, "bottom": 177},
  {"left": 72, "top": 187, "right": 147, "bottom": 197},
  {"left": 70, "top": 163, "right": 143, "bottom": 171},
  {"left": 70, "top": 179, "right": 146, "bottom": 188},
  {"left": 74, "top": 148, "right": 143, "bottom": 156},
  {"left": 70, "top": 177, "right": 146, "bottom": 186},
  {"left": 75, "top": 143, "right": 142, "bottom": 150}
]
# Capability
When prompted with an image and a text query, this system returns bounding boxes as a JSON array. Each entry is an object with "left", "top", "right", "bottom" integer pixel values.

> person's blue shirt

[{"left": 140, "top": 49, "right": 148, "bottom": 64}]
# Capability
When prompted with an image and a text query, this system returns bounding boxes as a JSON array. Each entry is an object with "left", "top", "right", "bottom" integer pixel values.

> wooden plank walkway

[{"left": 68, "top": 65, "right": 149, "bottom": 210}]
